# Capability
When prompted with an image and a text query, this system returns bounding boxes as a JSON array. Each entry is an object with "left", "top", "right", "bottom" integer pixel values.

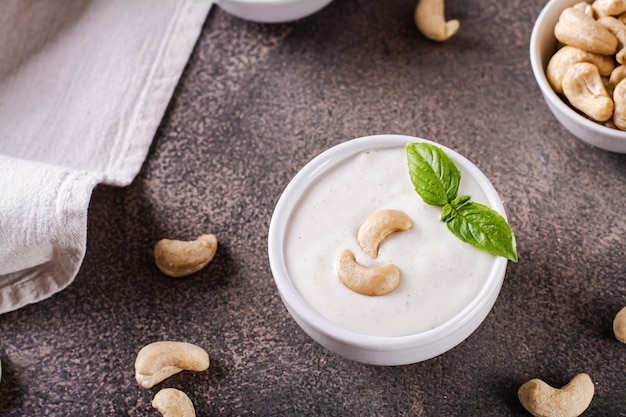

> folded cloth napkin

[{"left": 0, "top": 0, "right": 213, "bottom": 314}]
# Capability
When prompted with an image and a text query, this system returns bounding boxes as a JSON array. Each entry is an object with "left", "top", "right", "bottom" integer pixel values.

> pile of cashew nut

[
  {"left": 135, "top": 341, "right": 211, "bottom": 417},
  {"left": 336, "top": 209, "right": 412, "bottom": 296},
  {"left": 414, "top": 0, "right": 459, "bottom": 42},
  {"left": 547, "top": 0, "right": 626, "bottom": 130}
]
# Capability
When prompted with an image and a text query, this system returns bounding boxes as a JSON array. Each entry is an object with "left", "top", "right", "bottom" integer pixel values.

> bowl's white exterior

[
  {"left": 215, "top": 0, "right": 333, "bottom": 23},
  {"left": 268, "top": 134, "right": 509, "bottom": 366},
  {"left": 529, "top": 0, "right": 626, "bottom": 153}
]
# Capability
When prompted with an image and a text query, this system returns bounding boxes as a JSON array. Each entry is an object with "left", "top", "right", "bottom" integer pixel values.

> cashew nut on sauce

[
  {"left": 135, "top": 341, "right": 210, "bottom": 389},
  {"left": 518, "top": 373, "right": 594, "bottom": 417},
  {"left": 336, "top": 249, "right": 401, "bottom": 296},
  {"left": 152, "top": 388, "right": 196, "bottom": 417},
  {"left": 546, "top": 0, "right": 626, "bottom": 130},
  {"left": 357, "top": 209, "right": 413, "bottom": 258},
  {"left": 414, "top": 0, "right": 459, "bottom": 42},
  {"left": 154, "top": 234, "right": 218, "bottom": 277}
]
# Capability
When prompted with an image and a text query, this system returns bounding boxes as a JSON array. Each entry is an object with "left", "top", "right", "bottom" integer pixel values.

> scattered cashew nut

[
  {"left": 357, "top": 209, "right": 413, "bottom": 258},
  {"left": 518, "top": 373, "right": 594, "bottom": 417},
  {"left": 555, "top": 6, "right": 618, "bottom": 55},
  {"left": 154, "top": 234, "right": 218, "bottom": 277},
  {"left": 562, "top": 61, "right": 614, "bottom": 121},
  {"left": 135, "top": 341, "right": 210, "bottom": 389},
  {"left": 336, "top": 249, "right": 400, "bottom": 296},
  {"left": 414, "top": 0, "right": 459, "bottom": 42},
  {"left": 152, "top": 388, "right": 196, "bottom": 417},
  {"left": 613, "top": 306, "right": 626, "bottom": 342},
  {"left": 546, "top": 46, "right": 615, "bottom": 94}
]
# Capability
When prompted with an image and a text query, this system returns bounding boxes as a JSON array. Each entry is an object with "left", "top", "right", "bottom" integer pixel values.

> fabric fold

[{"left": 0, "top": 0, "right": 213, "bottom": 314}]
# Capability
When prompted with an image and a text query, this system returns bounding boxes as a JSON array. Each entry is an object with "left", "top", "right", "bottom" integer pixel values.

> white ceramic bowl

[
  {"left": 530, "top": 0, "right": 626, "bottom": 153},
  {"left": 215, "top": 0, "right": 333, "bottom": 23},
  {"left": 267, "top": 134, "right": 509, "bottom": 366}
]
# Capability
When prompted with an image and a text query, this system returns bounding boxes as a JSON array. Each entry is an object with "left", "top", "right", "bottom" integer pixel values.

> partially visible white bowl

[
  {"left": 530, "top": 0, "right": 626, "bottom": 153},
  {"left": 267, "top": 134, "right": 509, "bottom": 366},
  {"left": 215, "top": 0, "right": 333, "bottom": 23}
]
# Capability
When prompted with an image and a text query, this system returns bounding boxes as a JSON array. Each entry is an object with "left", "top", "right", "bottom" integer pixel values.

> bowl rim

[
  {"left": 267, "top": 134, "right": 509, "bottom": 351},
  {"left": 529, "top": 0, "right": 626, "bottom": 145}
]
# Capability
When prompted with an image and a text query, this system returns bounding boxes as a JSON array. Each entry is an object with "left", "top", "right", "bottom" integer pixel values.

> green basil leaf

[
  {"left": 443, "top": 200, "right": 518, "bottom": 262},
  {"left": 406, "top": 142, "right": 460, "bottom": 207},
  {"left": 440, "top": 195, "right": 471, "bottom": 222}
]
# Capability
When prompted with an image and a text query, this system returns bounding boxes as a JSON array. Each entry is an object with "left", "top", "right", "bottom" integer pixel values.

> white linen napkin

[{"left": 0, "top": 0, "right": 213, "bottom": 313}]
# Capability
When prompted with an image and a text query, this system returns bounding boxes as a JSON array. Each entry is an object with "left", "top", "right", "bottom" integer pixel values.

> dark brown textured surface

[{"left": 2, "top": 0, "right": 626, "bottom": 415}]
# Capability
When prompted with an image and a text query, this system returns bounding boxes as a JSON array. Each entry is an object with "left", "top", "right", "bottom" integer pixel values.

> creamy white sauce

[{"left": 284, "top": 146, "right": 497, "bottom": 337}]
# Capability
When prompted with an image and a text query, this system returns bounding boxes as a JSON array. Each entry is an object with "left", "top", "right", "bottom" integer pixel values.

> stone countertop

[{"left": 1, "top": 0, "right": 626, "bottom": 415}]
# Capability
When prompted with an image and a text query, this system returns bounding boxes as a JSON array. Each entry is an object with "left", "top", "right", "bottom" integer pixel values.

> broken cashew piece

[
  {"left": 135, "top": 341, "right": 210, "bottom": 389},
  {"left": 562, "top": 62, "right": 614, "bottom": 121},
  {"left": 154, "top": 234, "right": 218, "bottom": 277},
  {"left": 414, "top": 0, "right": 459, "bottom": 42},
  {"left": 613, "top": 306, "right": 626, "bottom": 342},
  {"left": 518, "top": 373, "right": 594, "bottom": 417},
  {"left": 152, "top": 388, "right": 196, "bottom": 417},
  {"left": 336, "top": 249, "right": 400, "bottom": 296},
  {"left": 546, "top": 46, "right": 615, "bottom": 93},
  {"left": 357, "top": 209, "right": 412, "bottom": 258},
  {"left": 555, "top": 7, "right": 618, "bottom": 55}
]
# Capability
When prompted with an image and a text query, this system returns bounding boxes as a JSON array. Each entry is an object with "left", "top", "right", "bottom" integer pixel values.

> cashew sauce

[{"left": 284, "top": 146, "right": 496, "bottom": 337}]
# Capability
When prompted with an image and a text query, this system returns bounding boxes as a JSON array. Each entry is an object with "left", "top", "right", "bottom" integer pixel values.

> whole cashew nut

[
  {"left": 357, "top": 209, "right": 413, "bottom": 258},
  {"left": 613, "top": 306, "right": 626, "bottom": 342},
  {"left": 597, "top": 16, "right": 626, "bottom": 64},
  {"left": 562, "top": 62, "right": 614, "bottom": 121},
  {"left": 572, "top": 1, "right": 595, "bottom": 17},
  {"left": 154, "top": 234, "right": 218, "bottom": 277},
  {"left": 593, "top": 0, "right": 626, "bottom": 17},
  {"left": 518, "top": 373, "right": 594, "bottom": 417},
  {"left": 555, "top": 7, "right": 618, "bottom": 55},
  {"left": 152, "top": 388, "right": 196, "bottom": 417},
  {"left": 547, "top": 45, "right": 615, "bottom": 93},
  {"left": 612, "top": 78, "right": 626, "bottom": 128},
  {"left": 336, "top": 249, "right": 400, "bottom": 296},
  {"left": 135, "top": 341, "right": 210, "bottom": 389},
  {"left": 414, "top": 0, "right": 459, "bottom": 42},
  {"left": 607, "top": 65, "right": 626, "bottom": 94}
]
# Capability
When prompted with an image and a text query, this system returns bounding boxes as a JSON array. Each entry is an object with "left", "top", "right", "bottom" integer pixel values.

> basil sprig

[{"left": 406, "top": 142, "right": 518, "bottom": 262}]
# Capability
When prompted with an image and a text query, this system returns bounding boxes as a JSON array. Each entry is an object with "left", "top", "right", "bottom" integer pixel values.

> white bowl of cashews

[
  {"left": 214, "top": 0, "right": 334, "bottom": 23},
  {"left": 268, "top": 134, "right": 510, "bottom": 366},
  {"left": 530, "top": 0, "right": 626, "bottom": 153}
]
